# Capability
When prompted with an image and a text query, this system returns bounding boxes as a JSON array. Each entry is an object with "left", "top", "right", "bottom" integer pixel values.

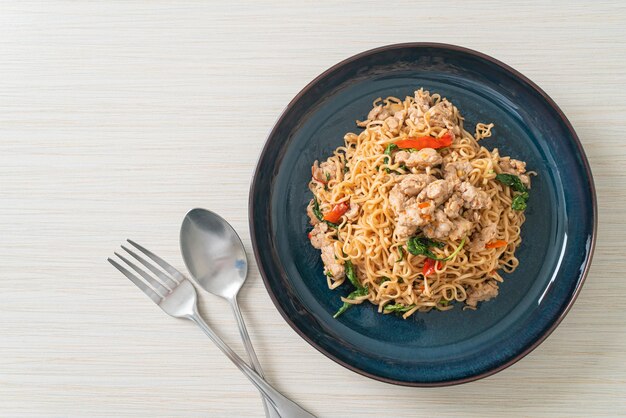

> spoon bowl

[{"left": 180, "top": 208, "right": 248, "bottom": 301}]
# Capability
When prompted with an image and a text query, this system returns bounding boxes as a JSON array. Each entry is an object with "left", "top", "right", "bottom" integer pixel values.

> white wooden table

[{"left": 1, "top": 1, "right": 625, "bottom": 417}]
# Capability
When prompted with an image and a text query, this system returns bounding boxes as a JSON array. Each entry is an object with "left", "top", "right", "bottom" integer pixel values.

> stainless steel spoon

[{"left": 180, "top": 208, "right": 282, "bottom": 418}]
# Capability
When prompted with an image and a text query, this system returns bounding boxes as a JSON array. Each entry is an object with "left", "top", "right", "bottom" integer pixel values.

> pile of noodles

[{"left": 309, "top": 92, "right": 529, "bottom": 318}]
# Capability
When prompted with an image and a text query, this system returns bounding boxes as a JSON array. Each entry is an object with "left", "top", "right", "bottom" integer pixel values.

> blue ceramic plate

[{"left": 249, "top": 43, "right": 596, "bottom": 386}]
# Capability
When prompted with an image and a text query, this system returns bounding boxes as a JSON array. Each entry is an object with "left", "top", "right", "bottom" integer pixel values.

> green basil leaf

[
  {"left": 496, "top": 174, "right": 529, "bottom": 211},
  {"left": 344, "top": 259, "right": 363, "bottom": 290},
  {"left": 384, "top": 143, "right": 398, "bottom": 161},
  {"left": 383, "top": 143, "right": 399, "bottom": 173},
  {"left": 406, "top": 236, "right": 465, "bottom": 261},
  {"left": 312, "top": 196, "right": 338, "bottom": 228},
  {"left": 383, "top": 303, "right": 416, "bottom": 313},
  {"left": 512, "top": 192, "right": 528, "bottom": 211},
  {"left": 312, "top": 196, "right": 324, "bottom": 221},
  {"left": 496, "top": 173, "right": 527, "bottom": 193},
  {"left": 333, "top": 286, "right": 368, "bottom": 318},
  {"left": 406, "top": 236, "right": 444, "bottom": 260}
]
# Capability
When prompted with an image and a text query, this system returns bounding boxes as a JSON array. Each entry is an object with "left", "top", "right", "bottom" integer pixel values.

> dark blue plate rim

[{"left": 249, "top": 42, "right": 597, "bottom": 387}]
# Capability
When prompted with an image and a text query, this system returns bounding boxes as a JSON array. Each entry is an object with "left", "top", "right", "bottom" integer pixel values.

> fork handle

[
  {"left": 188, "top": 310, "right": 317, "bottom": 418},
  {"left": 229, "top": 297, "right": 281, "bottom": 418}
]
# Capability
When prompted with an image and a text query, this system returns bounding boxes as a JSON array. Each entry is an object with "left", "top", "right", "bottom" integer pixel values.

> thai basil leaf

[
  {"left": 406, "top": 236, "right": 445, "bottom": 260},
  {"left": 496, "top": 173, "right": 529, "bottom": 211},
  {"left": 495, "top": 173, "right": 527, "bottom": 193},
  {"left": 333, "top": 286, "right": 368, "bottom": 318},
  {"left": 333, "top": 258, "right": 368, "bottom": 318},
  {"left": 312, "top": 196, "right": 324, "bottom": 220},
  {"left": 312, "top": 196, "right": 338, "bottom": 228},
  {"left": 384, "top": 303, "right": 416, "bottom": 313},
  {"left": 512, "top": 192, "right": 529, "bottom": 211},
  {"left": 383, "top": 143, "right": 399, "bottom": 173},
  {"left": 344, "top": 259, "right": 363, "bottom": 290},
  {"left": 384, "top": 143, "right": 398, "bottom": 163},
  {"left": 406, "top": 236, "right": 466, "bottom": 261}
]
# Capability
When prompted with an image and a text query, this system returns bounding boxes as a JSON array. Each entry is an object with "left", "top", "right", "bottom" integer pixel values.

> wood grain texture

[{"left": 1, "top": 1, "right": 625, "bottom": 417}]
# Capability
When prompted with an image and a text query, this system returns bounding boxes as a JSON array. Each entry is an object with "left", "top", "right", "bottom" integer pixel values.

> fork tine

[
  {"left": 126, "top": 239, "right": 186, "bottom": 283},
  {"left": 114, "top": 252, "right": 170, "bottom": 297},
  {"left": 108, "top": 258, "right": 162, "bottom": 304},
  {"left": 121, "top": 245, "right": 178, "bottom": 290}
]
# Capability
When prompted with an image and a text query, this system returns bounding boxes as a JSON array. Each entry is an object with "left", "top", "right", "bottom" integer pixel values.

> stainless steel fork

[{"left": 108, "top": 240, "right": 316, "bottom": 418}]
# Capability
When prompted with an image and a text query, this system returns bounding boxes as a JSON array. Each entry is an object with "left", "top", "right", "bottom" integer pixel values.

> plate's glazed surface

[{"left": 249, "top": 43, "right": 596, "bottom": 386}]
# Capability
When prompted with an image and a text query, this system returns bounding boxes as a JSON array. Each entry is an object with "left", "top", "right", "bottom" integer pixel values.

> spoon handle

[
  {"left": 189, "top": 310, "right": 316, "bottom": 418},
  {"left": 230, "top": 297, "right": 280, "bottom": 418}
]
